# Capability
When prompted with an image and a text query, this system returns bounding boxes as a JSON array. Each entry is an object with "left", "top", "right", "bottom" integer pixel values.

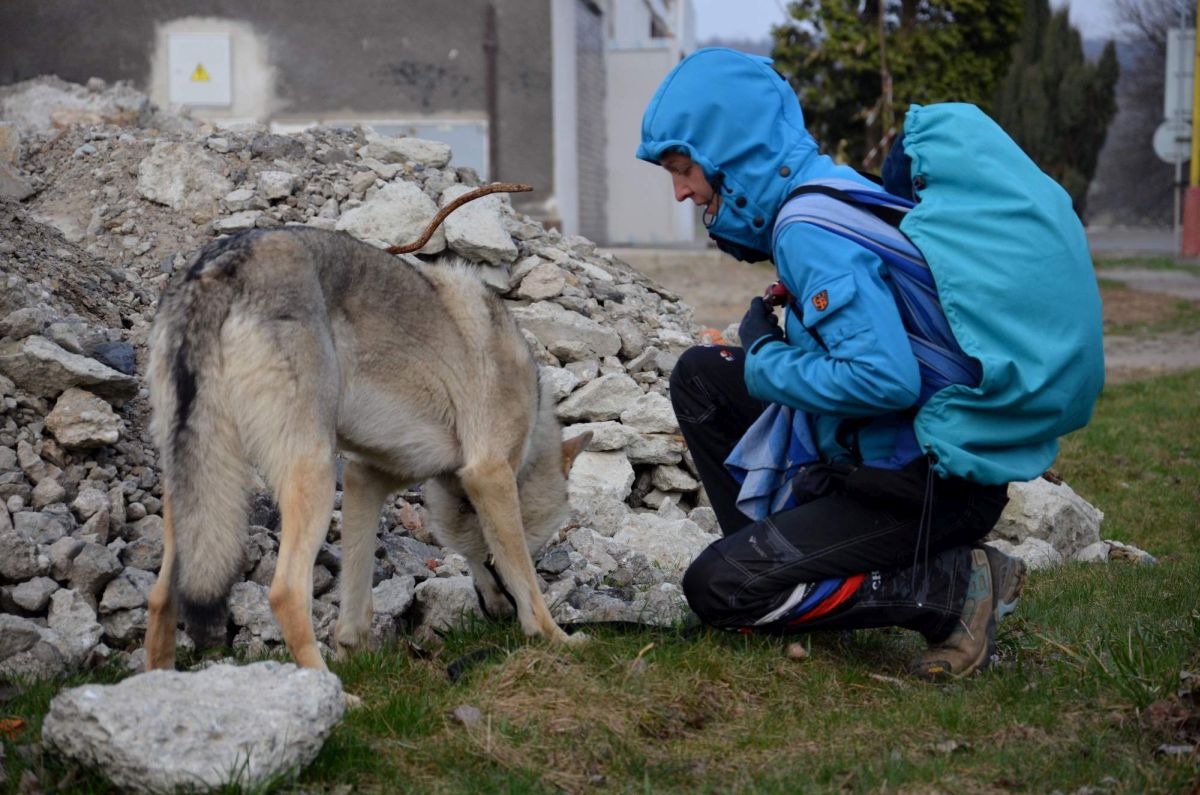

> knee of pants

[
  {"left": 681, "top": 543, "right": 735, "bottom": 625},
  {"left": 668, "top": 346, "right": 704, "bottom": 398}
]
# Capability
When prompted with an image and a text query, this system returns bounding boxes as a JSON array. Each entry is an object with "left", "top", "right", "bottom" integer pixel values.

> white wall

[{"left": 552, "top": 0, "right": 580, "bottom": 236}]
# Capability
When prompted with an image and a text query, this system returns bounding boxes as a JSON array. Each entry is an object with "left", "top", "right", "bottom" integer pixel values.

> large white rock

[
  {"left": 257, "top": 170, "right": 295, "bottom": 200},
  {"left": 561, "top": 420, "right": 640, "bottom": 452},
  {"left": 47, "top": 588, "right": 104, "bottom": 666},
  {"left": 42, "top": 661, "right": 345, "bottom": 794},
  {"left": 412, "top": 576, "right": 482, "bottom": 633},
  {"left": 360, "top": 134, "right": 452, "bottom": 168},
  {"left": 335, "top": 181, "right": 445, "bottom": 254},
  {"left": 620, "top": 392, "right": 679, "bottom": 434},
  {"left": 989, "top": 478, "right": 1103, "bottom": 560},
  {"left": 0, "top": 336, "right": 138, "bottom": 402},
  {"left": 567, "top": 450, "right": 635, "bottom": 536},
  {"left": 440, "top": 185, "right": 518, "bottom": 265},
  {"left": 136, "top": 142, "right": 232, "bottom": 219},
  {"left": 44, "top": 388, "right": 121, "bottom": 448},
  {"left": 555, "top": 373, "right": 644, "bottom": 422},
  {"left": 515, "top": 262, "right": 568, "bottom": 300},
  {"left": 612, "top": 512, "right": 719, "bottom": 574},
  {"left": 985, "top": 537, "right": 1062, "bottom": 571},
  {"left": 511, "top": 301, "right": 622, "bottom": 363}
]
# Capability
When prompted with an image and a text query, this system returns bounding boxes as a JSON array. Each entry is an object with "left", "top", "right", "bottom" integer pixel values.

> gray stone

[
  {"left": 16, "top": 509, "right": 71, "bottom": 544},
  {"left": 0, "top": 528, "right": 41, "bottom": 580},
  {"left": 515, "top": 262, "right": 568, "bottom": 300},
  {"left": 100, "top": 607, "right": 148, "bottom": 645},
  {"left": 372, "top": 575, "right": 417, "bottom": 618},
  {"left": 361, "top": 134, "right": 452, "bottom": 167},
  {"left": 990, "top": 478, "right": 1103, "bottom": 560},
  {"left": 440, "top": 185, "right": 518, "bottom": 265},
  {"left": 335, "top": 181, "right": 445, "bottom": 253},
  {"left": 42, "top": 661, "right": 345, "bottom": 794},
  {"left": 561, "top": 420, "right": 640, "bottom": 452},
  {"left": 619, "top": 391, "right": 679, "bottom": 434},
  {"left": 511, "top": 301, "right": 622, "bottom": 363},
  {"left": 136, "top": 141, "right": 232, "bottom": 218},
  {"left": 539, "top": 365, "right": 580, "bottom": 401},
  {"left": 223, "top": 187, "right": 256, "bottom": 211},
  {"left": 0, "top": 163, "right": 34, "bottom": 201},
  {"left": 624, "top": 433, "right": 686, "bottom": 466},
  {"left": 536, "top": 547, "right": 572, "bottom": 576},
  {"left": 212, "top": 210, "right": 262, "bottom": 232},
  {"left": 11, "top": 576, "right": 58, "bottom": 612},
  {"left": 0, "top": 613, "right": 43, "bottom": 660},
  {"left": 47, "top": 588, "right": 104, "bottom": 665},
  {"left": 0, "top": 636, "right": 67, "bottom": 681},
  {"left": 1073, "top": 541, "right": 1110, "bottom": 563},
  {"left": 651, "top": 464, "right": 700, "bottom": 493},
  {"left": 31, "top": 476, "right": 66, "bottom": 509},
  {"left": 120, "top": 532, "right": 163, "bottom": 571},
  {"left": 555, "top": 373, "right": 644, "bottom": 422},
  {"left": 379, "top": 533, "right": 440, "bottom": 580},
  {"left": 99, "top": 567, "right": 157, "bottom": 613},
  {"left": 257, "top": 170, "right": 296, "bottom": 200},
  {"left": 228, "top": 581, "right": 281, "bottom": 641},
  {"left": 17, "top": 440, "right": 58, "bottom": 484},
  {"left": 986, "top": 537, "right": 1062, "bottom": 571},
  {"left": 688, "top": 507, "right": 719, "bottom": 536},
  {"left": 72, "top": 487, "right": 110, "bottom": 520},
  {"left": 0, "top": 335, "right": 138, "bottom": 401},
  {"left": 85, "top": 341, "right": 136, "bottom": 376},
  {"left": 0, "top": 307, "right": 51, "bottom": 339},
  {"left": 49, "top": 535, "right": 85, "bottom": 579},
  {"left": 412, "top": 575, "right": 482, "bottom": 633},
  {"left": 612, "top": 513, "right": 718, "bottom": 574},
  {"left": 68, "top": 541, "right": 122, "bottom": 600}
]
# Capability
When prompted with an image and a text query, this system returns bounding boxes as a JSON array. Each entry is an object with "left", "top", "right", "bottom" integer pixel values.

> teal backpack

[{"left": 772, "top": 103, "right": 1105, "bottom": 485}]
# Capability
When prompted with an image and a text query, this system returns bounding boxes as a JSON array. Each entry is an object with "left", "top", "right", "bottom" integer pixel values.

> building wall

[
  {"left": 0, "top": 0, "right": 554, "bottom": 218},
  {"left": 575, "top": 1, "right": 608, "bottom": 243}
]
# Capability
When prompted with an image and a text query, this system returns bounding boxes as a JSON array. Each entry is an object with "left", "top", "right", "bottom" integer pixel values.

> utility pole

[{"left": 1183, "top": 0, "right": 1200, "bottom": 256}]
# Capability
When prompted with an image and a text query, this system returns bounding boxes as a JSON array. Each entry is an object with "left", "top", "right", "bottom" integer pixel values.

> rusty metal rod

[{"left": 385, "top": 182, "right": 532, "bottom": 255}]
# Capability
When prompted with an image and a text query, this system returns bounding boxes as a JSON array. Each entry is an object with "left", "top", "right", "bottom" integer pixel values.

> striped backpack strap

[{"left": 772, "top": 179, "right": 982, "bottom": 401}]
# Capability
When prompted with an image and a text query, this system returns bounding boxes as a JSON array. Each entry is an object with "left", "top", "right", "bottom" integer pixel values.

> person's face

[{"left": 661, "top": 152, "right": 717, "bottom": 209}]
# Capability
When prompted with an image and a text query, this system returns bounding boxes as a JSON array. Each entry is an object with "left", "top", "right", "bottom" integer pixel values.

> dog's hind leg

[
  {"left": 334, "top": 460, "right": 394, "bottom": 658},
  {"left": 269, "top": 455, "right": 337, "bottom": 670},
  {"left": 458, "top": 458, "right": 578, "bottom": 645},
  {"left": 145, "top": 489, "right": 178, "bottom": 669}
]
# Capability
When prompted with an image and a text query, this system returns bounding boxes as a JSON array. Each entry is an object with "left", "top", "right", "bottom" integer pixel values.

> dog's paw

[{"left": 563, "top": 630, "right": 590, "bottom": 647}]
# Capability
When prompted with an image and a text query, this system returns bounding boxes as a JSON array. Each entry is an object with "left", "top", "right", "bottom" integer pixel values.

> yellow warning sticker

[{"left": 190, "top": 63, "right": 211, "bottom": 82}]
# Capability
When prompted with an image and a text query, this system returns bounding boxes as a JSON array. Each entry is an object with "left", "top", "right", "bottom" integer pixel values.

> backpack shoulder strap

[{"left": 772, "top": 179, "right": 923, "bottom": 268}]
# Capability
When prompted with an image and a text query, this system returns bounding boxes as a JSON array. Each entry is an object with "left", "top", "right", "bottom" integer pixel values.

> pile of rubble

[{"left": 0, "top": 76, "right": 1148, "bottom": 682}]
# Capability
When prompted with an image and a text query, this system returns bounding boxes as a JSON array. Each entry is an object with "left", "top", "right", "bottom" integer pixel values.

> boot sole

[{"left": 981, "top": 545, "right": 1026, "bottom": 621}]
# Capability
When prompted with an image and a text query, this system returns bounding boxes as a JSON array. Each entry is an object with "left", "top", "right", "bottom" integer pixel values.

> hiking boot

[
  {"left": 908, "top": 548, "right": 995, "bottom": 681},
  {"left": 980, "top": 544, "right": 1026, "bottom": 621}
]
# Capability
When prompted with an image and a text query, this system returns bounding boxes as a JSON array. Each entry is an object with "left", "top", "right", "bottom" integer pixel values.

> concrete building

[{"left": 0, "top": 0, "right": 695, "bottom": 244}]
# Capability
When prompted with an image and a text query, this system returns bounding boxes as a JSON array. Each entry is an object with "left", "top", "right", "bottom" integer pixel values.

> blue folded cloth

[{"left": 725, "top": 403, "right": 820, "bottom": 522}]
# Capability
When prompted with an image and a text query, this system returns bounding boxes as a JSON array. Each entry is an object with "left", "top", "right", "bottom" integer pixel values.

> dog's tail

[{"left": 149, "top": 235, "right": 256, "bottom": 642}]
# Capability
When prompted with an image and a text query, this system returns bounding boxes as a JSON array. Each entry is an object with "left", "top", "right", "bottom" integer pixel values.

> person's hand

[{"left": 738, "top": 296, "right": 784, "bottom": 352}]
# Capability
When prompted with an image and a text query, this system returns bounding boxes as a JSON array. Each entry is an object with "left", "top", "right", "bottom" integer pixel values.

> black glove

[{"left": 738, "top": 296, "right": 784, "bottom": 353}]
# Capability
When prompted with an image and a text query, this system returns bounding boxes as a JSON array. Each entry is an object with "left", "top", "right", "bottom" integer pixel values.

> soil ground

[{"left": 607, "top": 246, "right": 1200, "bottom": 384}]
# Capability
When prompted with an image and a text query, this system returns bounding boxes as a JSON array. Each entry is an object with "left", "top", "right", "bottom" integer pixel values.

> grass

[
  {"left": 1095, "top": 255, "right": 1200, "bottom": 278},
  {"left": 4, "top": 372, "right": 1200, "bottom": 794}
]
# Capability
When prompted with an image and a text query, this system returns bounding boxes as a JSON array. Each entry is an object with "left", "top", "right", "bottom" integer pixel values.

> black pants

[{"left": 669, "top": 345, "right": 1009, "bottom": 637}]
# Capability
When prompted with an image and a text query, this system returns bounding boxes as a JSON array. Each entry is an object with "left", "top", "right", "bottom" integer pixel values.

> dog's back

[{"left": 147, "top": 227, "right": 544, "bottom": 649}]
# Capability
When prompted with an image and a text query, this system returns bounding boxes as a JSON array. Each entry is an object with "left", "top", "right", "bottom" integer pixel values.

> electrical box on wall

[{"left": 168, "top": 33, "right": 232, "bottom": 106}]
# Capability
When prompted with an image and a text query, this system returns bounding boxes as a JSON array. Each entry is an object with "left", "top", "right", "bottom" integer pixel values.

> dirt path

[{"left": 607, "top": 247, "right": 1200, "bottom": 383}]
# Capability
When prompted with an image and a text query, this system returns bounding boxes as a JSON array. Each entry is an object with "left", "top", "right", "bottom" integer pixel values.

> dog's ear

[{"left": 560, "top": 431, "right": 593, "bottom": 476}]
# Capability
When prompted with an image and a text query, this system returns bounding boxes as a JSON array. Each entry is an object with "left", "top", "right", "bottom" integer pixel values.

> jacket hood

[{"left": 638, "top": 48, "right": 865, "bottom": 255}]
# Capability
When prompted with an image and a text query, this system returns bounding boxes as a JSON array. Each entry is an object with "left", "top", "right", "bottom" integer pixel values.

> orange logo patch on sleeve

[{"left": 812, "top": 290, "right": 829, "bottom": 311}]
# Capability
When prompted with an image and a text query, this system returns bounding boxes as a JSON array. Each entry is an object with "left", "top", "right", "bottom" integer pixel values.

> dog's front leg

[{"left": 458, "top": 459, "right": 581, "bottom": 645}]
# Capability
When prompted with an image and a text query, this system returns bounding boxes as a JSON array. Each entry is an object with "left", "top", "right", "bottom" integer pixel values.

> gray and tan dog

[{"left": 144, "top": 227, "right": 591, "bottom": 671}]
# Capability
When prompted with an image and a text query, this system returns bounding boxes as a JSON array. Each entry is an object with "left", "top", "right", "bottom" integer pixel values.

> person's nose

[{"left": 672, "top": 175, "right": 692, "bottom": 203}]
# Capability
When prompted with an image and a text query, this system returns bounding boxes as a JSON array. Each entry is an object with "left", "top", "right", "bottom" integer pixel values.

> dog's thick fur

[{"left": 144, "top": 227, "right": 590, "bottom": 671}]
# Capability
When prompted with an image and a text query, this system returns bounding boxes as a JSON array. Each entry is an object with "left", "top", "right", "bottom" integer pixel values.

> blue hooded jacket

[{"left": 638, "top": 48, "right": 924, "bottom": 468}]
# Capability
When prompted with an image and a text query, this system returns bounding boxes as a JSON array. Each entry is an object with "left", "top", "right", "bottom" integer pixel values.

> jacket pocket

[{"left": 799, "top": 272, "right": 867, "bottom": 348}]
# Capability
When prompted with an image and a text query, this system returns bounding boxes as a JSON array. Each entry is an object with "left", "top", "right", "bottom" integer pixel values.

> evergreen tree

[
  {"left": 771, "top": 0, "right": 1023, "bottom": 166},
  {"left": 992, "top": 0, "right": 1120, "bottom": 217}
]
